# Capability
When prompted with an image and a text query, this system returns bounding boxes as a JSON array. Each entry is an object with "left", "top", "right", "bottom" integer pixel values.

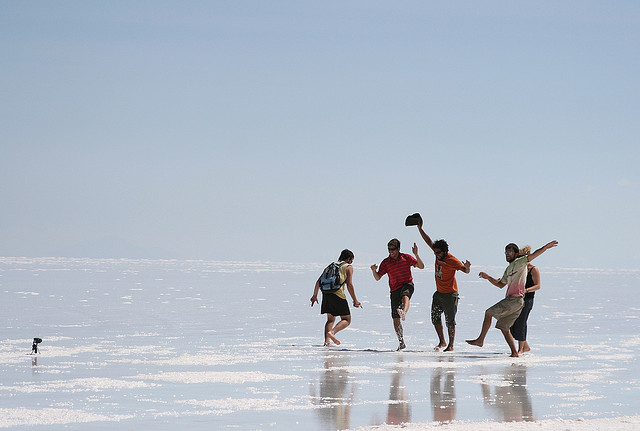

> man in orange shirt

[{"left": 417, "top": 221, "right": 470, "bottom": 351}]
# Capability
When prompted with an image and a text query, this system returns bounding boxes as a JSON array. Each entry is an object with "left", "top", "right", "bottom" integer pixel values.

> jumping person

[
  {"left": 371, "top": 239, "right": 424, "bottom": 351},
  {"left": 311, "top": 249, "right": 362, "bottom": 346},
  {"left": 416, "top": 221, "right": 470, "bottom": 351},
  {"left": 466, "top": 240, "right": 558, "bottom": 357}
]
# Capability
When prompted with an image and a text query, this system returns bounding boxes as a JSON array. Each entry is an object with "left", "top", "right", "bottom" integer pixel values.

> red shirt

[
  {"left": 378, "top": 253, "right": 418, "bottom": 292},
  {"left": 434, "top": 254, "right": 465, "bottom": 293}
]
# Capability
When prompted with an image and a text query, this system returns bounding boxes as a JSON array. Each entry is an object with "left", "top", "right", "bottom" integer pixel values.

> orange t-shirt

[{"left": 434, "top": 254, "right": 465, "bottom": 293}]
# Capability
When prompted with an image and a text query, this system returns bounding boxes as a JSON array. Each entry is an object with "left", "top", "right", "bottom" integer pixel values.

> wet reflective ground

[{"left": 1, "top": 258, "right": 638, "bottom": 429}]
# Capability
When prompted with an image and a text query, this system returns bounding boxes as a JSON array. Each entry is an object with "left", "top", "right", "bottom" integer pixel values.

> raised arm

[
  {"left": 370, "top": 264, "right": 382, "bottom": 281},
  {"left": 417, "top": 221, "right": 435, "bottom": 251},
  {"left": 461, "top": 260, "right": 471, "bottom": 274},
  {"left": 412, "top": 242, "right": 425, "bottom": 269},
  {"left": 528, "top": 240, "right": 558, "bottom": 262}
]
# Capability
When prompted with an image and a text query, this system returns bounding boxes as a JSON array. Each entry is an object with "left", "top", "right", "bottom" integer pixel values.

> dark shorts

[
  {"left": 390, "top": 283, "right": 414, "bottom": 318},
  {"left": 321, "top": 292, "right": 350, "bottom": 317},
  {"left": 431, "top": 291, "right": 459, "bottom": 327}
]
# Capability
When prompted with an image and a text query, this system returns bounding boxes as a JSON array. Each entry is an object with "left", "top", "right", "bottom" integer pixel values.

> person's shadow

[
  {"left": 386, "top": 355, "right": 411, "bottom": 425},
  {"left": 310, "top": 350, "right": 356, "bottom": 430},
  {"left": 430, "top": 356, "right": 456, "bottom": 423},
  {"left": 480, "top": 364, "right": 534, "bottom": 422}
]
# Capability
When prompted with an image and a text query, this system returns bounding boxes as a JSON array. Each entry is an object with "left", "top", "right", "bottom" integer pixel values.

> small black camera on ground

[{"left": 31, "top": 338, "right": 42, "bottom": 354}]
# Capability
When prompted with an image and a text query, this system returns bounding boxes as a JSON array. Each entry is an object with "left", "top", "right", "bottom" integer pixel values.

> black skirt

[{"left": 321, "top": 291, "right": 350, "bottom": 316}]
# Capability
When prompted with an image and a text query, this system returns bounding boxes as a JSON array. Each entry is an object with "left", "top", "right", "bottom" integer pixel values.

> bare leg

[
  {"left": 444, "top": 326, "right": 455, "bottom": 352},
  {"left": 332, "top": 315, "right": 351, "bottom": 335},
  {"left": 324, "top": 316, "right": 336, "bottom": 346},
  {"left": 327, "top": 315, "right": 351, "bottom": 346},
  {"left": 501, "top": 328, "right": 519, "bottom": 357},
  {"left": 466, "top": 311, "right": 493, "bottom": 347},
  {"left": 393, "top": 318, "right": 406, "bottom": 350},
  {"left": 434, "top": 324, "right": 447, "bottom": 350},
  {"left": 398, "top": 296, "right": 410, "bottom": 321}
]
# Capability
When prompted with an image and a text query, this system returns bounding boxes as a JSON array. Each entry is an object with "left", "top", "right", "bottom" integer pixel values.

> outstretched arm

[
  {"left": 528, "top": 240, "right": 558, "bottom": 262},
  {"left": 417, "top": 221, "right": 435, "bottom": 251},
  {"left": 479, "top": 272, "right": 506, "bottom": 288}
]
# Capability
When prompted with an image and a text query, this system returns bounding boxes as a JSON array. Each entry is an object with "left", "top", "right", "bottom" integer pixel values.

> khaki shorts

[{"left": 486, "top": 296, "right": 524, "bottom": 331}]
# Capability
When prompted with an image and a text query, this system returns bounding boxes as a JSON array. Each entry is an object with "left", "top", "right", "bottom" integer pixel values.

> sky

[{"left": 1, "top": 1, "right": 639, "bottom": 268}]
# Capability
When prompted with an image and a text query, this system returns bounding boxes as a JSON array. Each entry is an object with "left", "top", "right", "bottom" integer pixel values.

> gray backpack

[{"left": 319, "top": 262, "right": 346, "bottom": 292}]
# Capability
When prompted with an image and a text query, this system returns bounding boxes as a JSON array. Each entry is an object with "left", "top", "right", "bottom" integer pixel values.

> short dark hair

[
  {"left": 388, "top": 238, "right": 400, "bottom": 250},
  {"left": 338, "top": 249, "right": 354, "bottom": 261},
  {"left": 505, "top": 243, "right": 519, "bottom": 254},
  {"left": 433, "top": 239, "right": 449, "bottom": 255}
]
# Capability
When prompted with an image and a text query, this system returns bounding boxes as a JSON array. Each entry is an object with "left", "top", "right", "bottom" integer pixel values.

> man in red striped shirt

[{"left": 371, "top": 238, "right": 425, "bottom": 350}]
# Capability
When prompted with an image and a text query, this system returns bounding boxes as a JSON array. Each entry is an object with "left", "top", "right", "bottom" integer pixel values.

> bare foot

[
  {"left": 396, "top": 342, "right": 406, "bottom": 351},
  {"left": 517, "top": 342, "right": 531, "bottom": 355},
  {"left": 434, "top": 343, "right": 446, "bottom": 351},
  {"left": 443, "top": 346, "right": 454, "bottom": 352},
  {"left": 510, "top": 352, "right": 519, "bottom": 358},
  {"left": 327, "top": 331, "right": 341, "bottom": 345},
  {"left": 466, "top": 339, "right": 483, "bottom": 347},
  {"left": 397, "top": 308, "right": 406, "bottom": 321}
]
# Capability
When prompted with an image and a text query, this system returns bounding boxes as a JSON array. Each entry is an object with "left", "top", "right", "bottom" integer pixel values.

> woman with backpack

[{"left": 310, "top": 249, "right": 362, "bottom": 346}]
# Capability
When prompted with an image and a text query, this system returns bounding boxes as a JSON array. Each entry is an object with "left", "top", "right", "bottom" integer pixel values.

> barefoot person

[
  {"left": 466, "top": 240, "right": 558, "bottom": 357},
  {"left": 371, "top": 239, "right": 425, "bottom": 351},
  {"left": 311, "top": 249, "right": 362, "bottom": 346},
  {"left": 510, "top": 245, "right": 541, "bottom": 354},
  {"left": 416, "top": 221, "right": 471, "bottom": 351}
]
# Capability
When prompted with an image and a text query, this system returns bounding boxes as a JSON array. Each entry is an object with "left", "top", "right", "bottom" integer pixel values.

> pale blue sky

[{"left": 2, "top": 1, "right": 639, "bottom": 268}]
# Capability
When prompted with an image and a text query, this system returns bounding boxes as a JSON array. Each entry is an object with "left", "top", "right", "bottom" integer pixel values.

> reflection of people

[
  {"left": 387, "top": 358, "right": 411, "bottom": 425},
  {"left": 310, "top": 350, "right": 355, "bottom": 430},
  {"left": 480, "top": 365, "right": 534, "bottom": 422},
  {"left": 510, "top": 246, "right": 541, "bottom": 354},
  {"left": 371, "top": 239, "right": 425, "bottom": 351},
  {"left": 430, "top": 359, "right": 456, "bottom": 423},
  {"left": 466, "top": 241, "right": 557, "bottom": 357},
  {"left": 311, "top": 249, "right": 362, "bottom": 346},
  {"left": 416, "top": 222, "right": 470, "bottom": 351}
]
